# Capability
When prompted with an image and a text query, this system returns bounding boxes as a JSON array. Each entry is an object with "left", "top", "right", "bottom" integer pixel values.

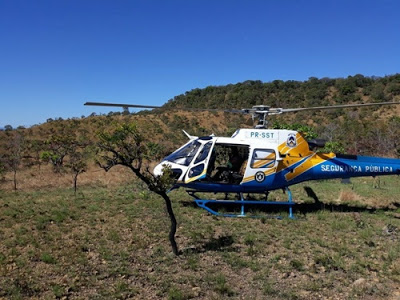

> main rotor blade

[
  {"left": 281, "top": 101, "right": 400, "bottom": 113},
  {"left": 84, "top": 101, "right": 245, "bottom": 113},
  {"left": 84, "top": 102, "right": 161, "bottom": 109},
  {"left": 85, "top": 100, "right": 400, "bottom": 116}
]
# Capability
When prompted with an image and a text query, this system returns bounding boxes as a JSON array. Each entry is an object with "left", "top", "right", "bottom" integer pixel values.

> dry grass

[
  {"left": 0, "top": 179, "right": 400, "bottom": 299},
  {"left": 338, "top": 190, "right": 365, "bottom": 204},
  {"left": 0, "top": 164, "right": 135, "bottom": 192}
]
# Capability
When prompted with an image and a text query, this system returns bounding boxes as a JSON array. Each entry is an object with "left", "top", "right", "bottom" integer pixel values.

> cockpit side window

[
  {"left": 251, "top": 149, "right": 276, "bottom": 168},
  {"left": 194, "top": 142, "right": 212, "bottom": 164},
  {"left": 163, "top": 140, "right": 201, "bottom": 166}
]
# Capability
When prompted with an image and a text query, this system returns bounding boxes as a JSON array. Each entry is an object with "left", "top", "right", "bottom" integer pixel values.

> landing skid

[{"left": 187, "top": 188, "right": 295, "bottom": 219}]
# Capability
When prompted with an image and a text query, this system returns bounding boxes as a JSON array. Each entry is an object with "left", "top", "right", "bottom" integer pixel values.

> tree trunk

[
  {"left": 13, "top": 169, "right": 17, "bottom": 191},
  {"left": 160, "top": 192, "right": 179, "bottom": 256},
  {"left": 74, "top": 173, "right": 78, "bottom": 195}
]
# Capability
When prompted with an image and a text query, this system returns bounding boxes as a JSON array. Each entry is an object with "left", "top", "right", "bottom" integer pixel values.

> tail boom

[{"left": 312, "top": 154, "right": 400, "bottom": 180}]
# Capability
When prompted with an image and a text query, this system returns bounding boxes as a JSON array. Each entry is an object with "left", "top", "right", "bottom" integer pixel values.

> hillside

[
  {"left": 2, "top": 74, "right": 400, "bottom": 151},
  {"left": 1, "top": 74, "right": 400, "bottom": 193},
  {"left": 162, "top": 74, "right": 400, "bottom": 156},
  {"left": 164, "top": 74, "right": 400, "bottom": 112}
]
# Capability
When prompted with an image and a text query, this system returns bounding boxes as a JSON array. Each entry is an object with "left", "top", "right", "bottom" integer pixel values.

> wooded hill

[
  {"left": 1, "top": 74, "right": 400, "bottom": 191},
  {"left": 165, "top": 74, "right": 400, "bottom": 110},
  {"left": 161, "top": 73, "right": 400, "bottom": 156}
]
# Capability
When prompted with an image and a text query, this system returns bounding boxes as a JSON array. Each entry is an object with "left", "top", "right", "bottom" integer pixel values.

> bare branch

[{"left": 96, "top": 123, "right": 179, "bottom": 255}]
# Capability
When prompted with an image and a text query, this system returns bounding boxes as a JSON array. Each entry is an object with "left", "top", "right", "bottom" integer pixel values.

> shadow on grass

[
  {"left": 182, "top": 235, "right": 239, "bottom": 255},
  {"left": 300, "top": 186, "right": 400, "bottom": 213},
  {"left": 180, "top": 186, "right": 400, "bottom": 218}
]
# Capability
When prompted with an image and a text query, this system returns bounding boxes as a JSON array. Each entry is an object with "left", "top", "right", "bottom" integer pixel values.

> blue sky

[{"left": 1, "top": 0, "right": 399, "bottom": 127}]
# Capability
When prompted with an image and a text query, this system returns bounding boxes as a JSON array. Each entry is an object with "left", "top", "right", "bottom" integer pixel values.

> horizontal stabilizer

[{"left": 308, "top": 139, "right": 326, "bottom": 149}]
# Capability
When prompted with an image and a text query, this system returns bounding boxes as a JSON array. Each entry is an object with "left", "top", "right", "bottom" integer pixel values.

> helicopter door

[
  {"left": 184, "top": 139, "right": 216, "bottom": 183},
  {"left": 245, "top": 148, "right": 277, "bottom": 183}
]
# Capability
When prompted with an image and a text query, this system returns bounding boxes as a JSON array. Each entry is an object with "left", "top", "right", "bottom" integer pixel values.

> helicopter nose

[
  {"left": 153, "top": 163, "right": 165, "bottom": 177},
  {"left": 154, "top": 162, "right": 174, "bottom": 177}
]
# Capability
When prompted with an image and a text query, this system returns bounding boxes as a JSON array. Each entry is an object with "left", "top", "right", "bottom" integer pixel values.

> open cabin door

[{"left": 184, "top": 138, "right": 216, "bottom": 183}]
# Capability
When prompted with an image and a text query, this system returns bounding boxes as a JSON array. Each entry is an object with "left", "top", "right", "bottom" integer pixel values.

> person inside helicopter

[
  {"left": 208, "top": 145, "right": 249, "bottom": 184},
  {"left": 227, "top": 148, "right": 243, "bottom": 172}
]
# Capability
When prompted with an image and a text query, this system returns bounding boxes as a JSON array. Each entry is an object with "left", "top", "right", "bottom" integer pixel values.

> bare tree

[
  {"left": 24, "top": 139, "right": 45, "bottom": 173},
  {"left": 66, "top": 145, "right": 89, "bottom": 195},
  {"left": 40, "top": 127, "right": 91, "bottom": 193},
  {"left": 1, "top": 133, "right": 25, "bottom": 191},
  {"left": 96, "top": 123, "right": 179, "bottom": 255},
  {"left": 0, "top": 161, "right": 5, "bottom": 182},
  {"left": 320, "top": 122, "right": 340, "bottom": 142},
  {"left": 41, "top": 134, "right": 76, "bottom": 173}
]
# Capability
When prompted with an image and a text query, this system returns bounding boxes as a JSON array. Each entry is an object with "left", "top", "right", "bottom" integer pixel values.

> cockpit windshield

[{"left": 163, "top": 140, "right": 202, "bottom": 166}]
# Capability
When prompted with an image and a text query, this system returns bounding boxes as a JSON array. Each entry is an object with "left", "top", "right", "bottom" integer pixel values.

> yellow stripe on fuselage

[
  {"left": 241, "top": 168, "right": 276, "bottom": 183},
  {"left": 278, "top": 133, "right": 309, "bottom": 156},
  {"left": 185, "top": 169, "right": 207, "bottom": 183},
  {"left": 285, "top": 152, "right": 336, "bottom": 181},
  {"left": 242, "top": 133, "right": 335, "bottom": 185}
]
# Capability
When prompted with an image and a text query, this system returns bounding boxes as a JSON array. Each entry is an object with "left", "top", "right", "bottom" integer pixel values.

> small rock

[
  {"left": 383, "top": 224, "right": 397, "bottom": 236},
  {"left": 352, "top": 278, "right": 366, "bottom": 287},
  {"left": 192, "top": 287, "right": 201, "bottom": 297}
]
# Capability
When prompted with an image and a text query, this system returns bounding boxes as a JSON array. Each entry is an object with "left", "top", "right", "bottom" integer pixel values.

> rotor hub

[{"left": 242, "top": 105, "right": 283, "bottom": 129}]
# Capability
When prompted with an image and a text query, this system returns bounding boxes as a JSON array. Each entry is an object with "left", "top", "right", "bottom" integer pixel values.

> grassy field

[{"left": 0, "top": 177, "right": 400, "bottom": 299}]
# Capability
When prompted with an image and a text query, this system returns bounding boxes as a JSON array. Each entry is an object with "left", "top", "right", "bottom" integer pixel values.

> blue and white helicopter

[{"left": 85, "top": 101, "right": 400, "bottom": 218}]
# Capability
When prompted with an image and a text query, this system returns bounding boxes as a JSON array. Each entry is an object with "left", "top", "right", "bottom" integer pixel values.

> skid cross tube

[{"left": 187, "top": 188, "right": 295, "bottom": 219}]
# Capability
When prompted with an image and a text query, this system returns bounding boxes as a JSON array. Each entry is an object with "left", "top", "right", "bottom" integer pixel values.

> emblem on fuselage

[
  {"left": 255, "top": 171, "right": 265, "bottom": 183},
  {"left": 287, "top": 133, "right": 297, "bottom": 148}
]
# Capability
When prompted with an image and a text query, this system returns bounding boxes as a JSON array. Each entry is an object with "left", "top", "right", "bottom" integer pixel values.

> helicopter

[{"left": 85, "top": 101, "right": 400, "bottom": 218}]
